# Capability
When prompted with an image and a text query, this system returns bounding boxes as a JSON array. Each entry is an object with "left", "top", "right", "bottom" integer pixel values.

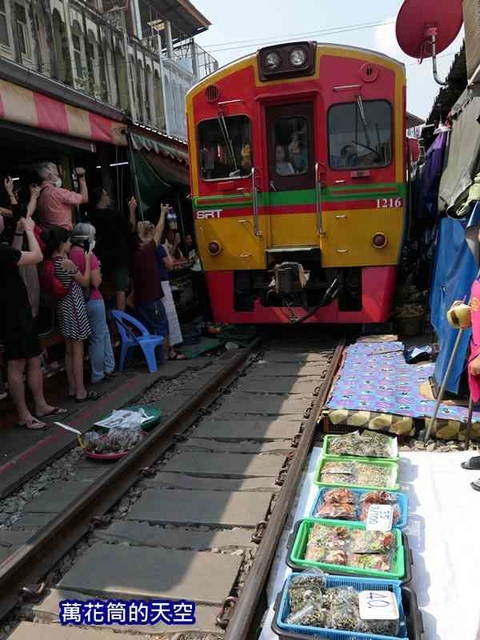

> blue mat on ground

[{"left": 326, "top": 341, "right": 480, "bottom": 423}]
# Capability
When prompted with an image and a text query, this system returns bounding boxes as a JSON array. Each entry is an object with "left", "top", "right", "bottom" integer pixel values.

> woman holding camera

[
  {"left": 41, "top": 227, "right": 98, "bottom": 402},
  {"left": 70, "top": 223, "right": 115, "bottom": 385}
]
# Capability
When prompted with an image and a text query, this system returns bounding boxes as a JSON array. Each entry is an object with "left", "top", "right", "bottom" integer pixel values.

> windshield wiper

[
  {"left": 217, "top": 110, "right": 239, "bottom": 174},
  {"left": 355, "top": 96, "right": 380, "bottom": 160}
]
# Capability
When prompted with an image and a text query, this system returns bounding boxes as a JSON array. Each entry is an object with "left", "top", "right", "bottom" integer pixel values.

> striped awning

[
  {"left": 130, "top": 131, "right": 189, "bottom": 165},
  {"left": 0, "top": 79, "right": 127, "bottom": 147}
]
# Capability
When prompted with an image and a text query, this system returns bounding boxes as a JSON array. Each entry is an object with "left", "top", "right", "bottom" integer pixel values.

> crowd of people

[{"left": 0, "top": 161, "right": 201, "bottom": 431}]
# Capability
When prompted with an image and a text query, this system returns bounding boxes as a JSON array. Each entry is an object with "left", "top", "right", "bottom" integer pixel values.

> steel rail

[
  {"left": 0, "top": 337, "right": 262, "bottom": 622},
  {"left": 224, "top": 340, "right": 345, "bottom": 640}
]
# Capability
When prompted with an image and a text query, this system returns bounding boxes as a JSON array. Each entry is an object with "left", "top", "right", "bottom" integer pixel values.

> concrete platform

[
  {"left": 58, "top": 542, "right": 242, "bottom": 605},
  {"left": 29, "top": 590, "right": 221, "bottom": 634},
  {"left": 126, "top": 489, "right": 272, "bottom": 528},
  {"left": 0, "top": 359, "right": 213, "bottom": 501},
  {"left": 235, "top": 377, "right": 320, "bottom": 395},
  {"left": 94, "top": 521, "right": 256, "bottom": 549},
  {"left": 193, "top": 419, "right": 301, "bottom": 441},
  {"left": 141, "top": 472, "right": 279, "bottom": 492},
  {"left": 219, "top": 394, "right": 312, "bottom": 416},
  {"left": 162, "top": 451, "right": 285, "bottom": 478}
]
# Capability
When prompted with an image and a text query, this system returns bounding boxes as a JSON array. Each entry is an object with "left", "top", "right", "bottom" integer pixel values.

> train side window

[
  {"left": 198, "top": 115, "right": 252, "bottom": 180},
  {"left": 274, "top": 116, "right": 309, "bottom": 176},
  {"left": 328, "top": 100, "right": 392, "bottom": 170}
]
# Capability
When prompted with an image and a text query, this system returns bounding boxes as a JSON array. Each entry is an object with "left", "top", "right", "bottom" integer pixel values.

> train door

[{"left": 265, "top": 103, "right": 318, "bottom": 248}]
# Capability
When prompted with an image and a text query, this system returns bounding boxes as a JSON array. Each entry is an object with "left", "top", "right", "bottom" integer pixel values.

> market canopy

[{"left": 0, "top": 79, "right": 126, "bottom": 147}]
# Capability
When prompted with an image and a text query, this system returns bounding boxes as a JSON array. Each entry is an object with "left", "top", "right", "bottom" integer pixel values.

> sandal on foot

[
  {"left": 17, "top": 418, "right": 47, "bottom": 430},
  {"left": 75, "top": 391, "right": 100, "bottom": 403},
  {"left": 35, "top": 407, "right": 68, "bottom": 419},
  {"left": 461, "top": 456, "right": 480, "bottom": 470},
  {"left": 169, "top": 351, "right": 186, "bottom": 361}
]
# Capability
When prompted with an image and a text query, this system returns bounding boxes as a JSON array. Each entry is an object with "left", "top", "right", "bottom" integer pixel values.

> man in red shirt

[{"left": 36, "top": 163, "right": 88, "bottom": 231}]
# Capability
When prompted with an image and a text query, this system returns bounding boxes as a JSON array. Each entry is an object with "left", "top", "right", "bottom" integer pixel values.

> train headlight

[
  {"left": 372, "top": 233, "right": 388, "bottom": 249},
  {"left": 265, "top": 51, "right": 281, "bottom": 70},
  {"left": 208, "top": 240, "right": 222, "bottom": 256},
  {"left": 290, "top": 48, "right": 307, "bottom": 67}
]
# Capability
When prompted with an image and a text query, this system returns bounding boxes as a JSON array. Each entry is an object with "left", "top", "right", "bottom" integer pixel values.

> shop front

[{"left": 129, "top": 127, "right": 199, "bottom": 320}]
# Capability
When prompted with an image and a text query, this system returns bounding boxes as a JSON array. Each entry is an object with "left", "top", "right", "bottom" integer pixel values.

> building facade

[{"left": 0, "top": 0, "right": 217, "bottom": 139}]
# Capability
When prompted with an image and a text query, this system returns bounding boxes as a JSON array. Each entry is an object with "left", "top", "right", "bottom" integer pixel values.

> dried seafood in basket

[
  {"left": 356, "top": 463, "right": 393, "bottom": 488},
  {"left": 321, "top": 462, "right": 357, "bottom": 475},
  {"left": 322, "top": 488, "right": 356, "bottom": 504},
  {"left": 320, "top": 473, "right": 354, "bottom": 485},
  {"left": 82, "top": 429, "right": 144, "bottom": 454},
  {"left": 360, "top": 491, "right": 397, "bottom": 505},
  {"left": 286, "top": 602, "right": 326, "bottom": 627},
  {"left": 288, "top": 573, "right": 326, "bottom": 612},
  {"left": 347, "top": 553, "right": 392, "bottom": 572},
  {"left": 349, "top": 530, "right": 394, "bottom": 553},
  {"left": 327, "top": 431, "right": 396, "bottom": 458},
  {"left": 284, "top": 578, "right": 400, "bottom": 636},
  {"left": 315, "top": 502, "right": 357, "bottom": 520}
]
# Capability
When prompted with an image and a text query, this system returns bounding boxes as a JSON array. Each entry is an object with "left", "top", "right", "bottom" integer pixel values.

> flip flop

[
  {"left": 75, "top": 391, "right": 100, "bottom": 403},
  {"left": 169, "top": 351, "right": 187, "bottom": 361},
  {"left": 471, "top": 479, "right": 480, "bottom": 491},
  {"left": 35, "top": 407, "right": 68, "bottom": 419},
  {"left": 461, "top": 456, "right": 480, "bottom": 470},
  {"left": 17, "top": 418, "right": 47, "bottom": 430}
]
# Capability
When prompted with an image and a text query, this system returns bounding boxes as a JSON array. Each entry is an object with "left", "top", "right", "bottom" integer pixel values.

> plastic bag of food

[
  {"left": 322, "top": 488, "right": 357, "bottom": 504},
  {"left": 357, "top": 463, "right": 392, "bottom": 488},
  {"left": 315, "top": 502, "right": 357, "bottom": 520},
  {"left": 347, "top": 553, "right": 392, "bottom": 572},
  {"left": 287, "top": 572, "right": 326, "bottom": 612},
  {"left": 319, "top": 473, "right": 354, "bottom": 485},
  {"left": 323, "top": 587, "right": 359, "bottom": 631},
  {"left": 322, "top": 461, "right": 356, "bottom": 475},
  {"left": 358, "top": 617, "right": 401, "bottom": 636},
  {"left": 349, "top": 530, "right": 394, "bottom": 553},
  {"left": 286, "top": 602, "right": 326, "bottom": 627},
  {"left": 360, "top": 491, "right": 397, "bottom": 505}
]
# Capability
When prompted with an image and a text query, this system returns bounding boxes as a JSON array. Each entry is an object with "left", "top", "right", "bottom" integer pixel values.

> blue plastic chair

[{"left": 111, "top": 310, "right": 165, "bottom": 373}]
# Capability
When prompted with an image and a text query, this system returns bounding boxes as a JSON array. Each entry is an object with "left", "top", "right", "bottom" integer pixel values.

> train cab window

[
  {"left": 274, "top": 117, "right": 309, "bottom": 176},
  {"left": 198, "top": 115, "right": 252, "bottom": 180},
  {"left": 328, "top": 100, "right": 392, "bottom": 170}
]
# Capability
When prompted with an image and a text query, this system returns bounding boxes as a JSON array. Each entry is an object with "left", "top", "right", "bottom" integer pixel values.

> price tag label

[
  {"left": 358, "top": 590, "right": 399, "bottom": 620},
  {"left": 366, "top": 504, "right": 393, "bottom": 531}
]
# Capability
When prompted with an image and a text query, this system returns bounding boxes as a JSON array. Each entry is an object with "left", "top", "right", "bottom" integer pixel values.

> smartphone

[{"left": 83, "top": 239, "right": 90, "bottom": 253}]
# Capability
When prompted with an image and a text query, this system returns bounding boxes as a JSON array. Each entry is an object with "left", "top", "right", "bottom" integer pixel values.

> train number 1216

[{"left": 376, "top": 198, "right": 403, "bottom": 209}]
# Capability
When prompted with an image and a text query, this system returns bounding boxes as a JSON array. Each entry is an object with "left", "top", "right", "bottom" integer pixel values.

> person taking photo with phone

[
  {"left": 70, "top": 223, "right": 116, "bottom": 385},
  {"left": 36, "top": 163, "right": 88, "bottom": 231},
  {"left": 0, "top": 214, "right": 66, "bottom": 429}
]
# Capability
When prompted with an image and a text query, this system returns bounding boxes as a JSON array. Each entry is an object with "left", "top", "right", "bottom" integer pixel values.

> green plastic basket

[
  {"left": 323, "top": 434, "right": 400, "bottom": 462},
  {"left": 314, "top": 456, "right": 400, "bottom": 491},
  {"left": 288, "top": 518, "right": 406, "bottom": 580}
]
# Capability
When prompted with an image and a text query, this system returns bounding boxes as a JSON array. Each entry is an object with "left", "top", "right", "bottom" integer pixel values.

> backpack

[{"left": 39, "top": 259, "right": 69, "bottom": 300}]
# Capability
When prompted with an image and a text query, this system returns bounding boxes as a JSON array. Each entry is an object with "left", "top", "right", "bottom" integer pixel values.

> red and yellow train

[{"left": 186, "top": 41, "right": 407, "bottom": 324}]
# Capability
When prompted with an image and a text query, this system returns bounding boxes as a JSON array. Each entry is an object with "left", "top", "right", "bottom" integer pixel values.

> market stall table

[{"left": 259, "top": 448, "right": 480, "bottom": 640}]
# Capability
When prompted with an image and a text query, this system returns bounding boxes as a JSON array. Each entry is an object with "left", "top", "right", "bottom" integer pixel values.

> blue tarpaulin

[{"left": 430, "top": 204, "right": 480, "bottom": 393}]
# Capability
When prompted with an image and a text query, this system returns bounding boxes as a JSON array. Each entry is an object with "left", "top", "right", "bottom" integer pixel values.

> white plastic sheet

[{"left": 259, "top": 449, "right": 480, "bottom": 640}]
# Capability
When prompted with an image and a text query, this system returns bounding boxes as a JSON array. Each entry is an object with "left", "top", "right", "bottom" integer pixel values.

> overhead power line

[{"left": 201, "top": 19, "right": 396, "bottom": 53}]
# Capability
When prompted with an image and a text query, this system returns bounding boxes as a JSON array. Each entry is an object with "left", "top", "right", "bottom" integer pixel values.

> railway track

[{"left": 0, "top": 337, "right": 344, "bottom": 640}]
